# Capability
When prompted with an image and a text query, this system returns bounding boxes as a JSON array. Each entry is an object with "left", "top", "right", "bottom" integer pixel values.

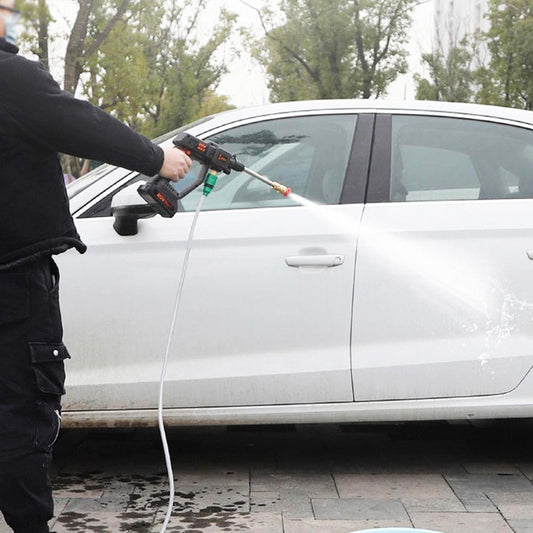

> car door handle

[{"left": 285, "top": 254, "right": 345, "bottom": 267}]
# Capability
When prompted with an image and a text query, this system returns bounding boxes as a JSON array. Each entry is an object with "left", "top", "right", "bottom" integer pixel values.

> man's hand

[{"left": 158, "top": 145, "right": 192, "bottom": 182}]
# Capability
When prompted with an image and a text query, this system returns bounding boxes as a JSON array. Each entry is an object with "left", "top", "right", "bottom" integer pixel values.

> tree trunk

[
  {"left": 361, "top": 75, "right": 372, "bottom": 99},
  {"left": 504, "top": 51, "right": 514, "bottom": 106},
  {"left": 63, "top": 0, "right": 131, "bottom": 95},
  {"left": 36, "top": 0, "right": 50, "bottom": 70},
  {"left": 64, "top": 0, "right": 92, "bottom": 94}
]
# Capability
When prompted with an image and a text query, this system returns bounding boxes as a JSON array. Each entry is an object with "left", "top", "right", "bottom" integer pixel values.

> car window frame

[
  {"left": 74, "top": 110, "right": 374, "bottom": 219},
  {"left": 366, "top": 111, "right": 533, "bottom": 204},
  {"left": 341, "top": 113, "right": 374, "bottom": 205}
]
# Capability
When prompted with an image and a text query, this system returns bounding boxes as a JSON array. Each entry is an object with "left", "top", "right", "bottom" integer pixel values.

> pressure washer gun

[{"left": 138, "top": 132, "right": 291, "bottom": 218}]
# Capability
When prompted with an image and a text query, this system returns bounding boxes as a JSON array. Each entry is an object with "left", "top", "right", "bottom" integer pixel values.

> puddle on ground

[{"left": 52, "top": 471, "right": 253, "bottom": 532}]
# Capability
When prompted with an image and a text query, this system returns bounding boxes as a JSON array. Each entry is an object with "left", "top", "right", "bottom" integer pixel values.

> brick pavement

[{"left": 1, "top": 422, "right": 533, "bottom": 532}]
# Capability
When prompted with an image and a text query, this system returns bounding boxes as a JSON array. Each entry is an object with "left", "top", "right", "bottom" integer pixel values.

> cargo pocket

[
  {"left": 0, "top": 272, "right": 29, "bottom": 326},
  {"left": 35, "top": 400, "right": 61, "bottom": 451},
  {"left": 29, "top": 342, "right": 71, "bottom": 396}
]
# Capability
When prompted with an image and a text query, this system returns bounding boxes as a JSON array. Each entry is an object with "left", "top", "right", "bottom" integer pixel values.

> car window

[
  {"left": 390, "top": 116, "right": 533, "bottom": 202},
  {"left": 80, "top": 114, "right": 357, "bottom": 218},
  {"left": 179, "top": 114, "right": 357, "bottom": 211}
]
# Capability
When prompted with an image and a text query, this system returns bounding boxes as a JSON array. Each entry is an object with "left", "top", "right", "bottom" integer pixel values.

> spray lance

[{"left": 138, "top": 132, "right": 291, "bottom": 213}]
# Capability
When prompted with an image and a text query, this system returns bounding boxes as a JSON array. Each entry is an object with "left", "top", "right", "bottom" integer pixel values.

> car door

[
  {"left": 59, "top": 111, "right": 370, "bottom": 411},
  {"left": 352, "top": 113, "right": 533, "bottom": 401}
]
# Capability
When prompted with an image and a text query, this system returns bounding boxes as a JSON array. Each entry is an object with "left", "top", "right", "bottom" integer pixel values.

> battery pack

[{"left": 138, "top": 178, "right": 179, "bottom": 218}]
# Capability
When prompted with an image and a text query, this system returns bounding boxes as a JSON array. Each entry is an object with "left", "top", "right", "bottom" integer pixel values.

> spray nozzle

[{"left": 271, "top": 182, "right": 291, "bottom": 197}]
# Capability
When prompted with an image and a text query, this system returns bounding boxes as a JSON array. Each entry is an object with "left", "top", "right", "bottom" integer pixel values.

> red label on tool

[{"left": 156, "top": 192, "right": 172, "bottom": 209}]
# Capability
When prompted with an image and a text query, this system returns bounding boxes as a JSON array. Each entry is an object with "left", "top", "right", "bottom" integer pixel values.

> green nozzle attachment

[{"left": 203, "top": 171, "right": 219, "bottom": 196}]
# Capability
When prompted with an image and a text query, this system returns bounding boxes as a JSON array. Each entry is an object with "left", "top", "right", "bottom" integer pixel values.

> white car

[{"left": 59, "top": 99, "right": 533, "bottom": 427}]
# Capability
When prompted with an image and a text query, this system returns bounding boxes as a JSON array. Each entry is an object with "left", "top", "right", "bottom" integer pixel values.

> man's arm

[{"left": 1, "top": 55, "right": 191, "bottom": 179}]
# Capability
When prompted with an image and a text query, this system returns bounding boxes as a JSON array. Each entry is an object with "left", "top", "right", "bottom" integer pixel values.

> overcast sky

[
  {"left": 387, "top": 0, "right": 434, "bottom": 100},
  {"left": 45, "top": 0, "right": 434, "bottom": 107}
]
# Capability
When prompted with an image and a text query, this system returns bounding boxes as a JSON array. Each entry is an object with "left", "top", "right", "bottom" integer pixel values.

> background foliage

[
  {"left": 415, "top": 0, "right": 533, "bottom": 110},
  {"left": 249, "top": 0, "right": 418, "bottom": 101}
]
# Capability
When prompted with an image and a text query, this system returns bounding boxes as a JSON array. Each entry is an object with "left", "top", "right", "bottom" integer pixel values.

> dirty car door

[
  {"left": 352, "top": 114, "right": 533, "bottom": 401},
  {"left": 59, "top": 113, "right": 368, "bottom": 411}
]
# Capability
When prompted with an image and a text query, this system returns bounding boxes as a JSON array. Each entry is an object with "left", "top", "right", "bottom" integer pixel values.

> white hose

[{"left": 158, "top": 194, "right": 207, "bottom": 532}]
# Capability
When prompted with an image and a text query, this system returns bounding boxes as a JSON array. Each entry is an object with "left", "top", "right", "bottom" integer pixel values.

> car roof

[{"left": 197, "top": 99, "right": 533, "bottom": 132}]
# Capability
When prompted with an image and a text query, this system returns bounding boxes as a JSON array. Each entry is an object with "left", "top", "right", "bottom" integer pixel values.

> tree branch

[
  {"left": 85, "top": 0, "right": 131, "bottom": 58},
  {"left": 241, "top": 0, "right": 318, "bottom": 83}
]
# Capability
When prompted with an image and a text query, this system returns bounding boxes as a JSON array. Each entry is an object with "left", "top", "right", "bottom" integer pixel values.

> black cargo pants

[{"left": 0, "top": 256, "right": 69, "bottom": 533}]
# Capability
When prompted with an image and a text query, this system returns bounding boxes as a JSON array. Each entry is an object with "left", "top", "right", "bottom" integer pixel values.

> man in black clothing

[{"left": 0, "top": 3, "right": 192, "bottom": 531}]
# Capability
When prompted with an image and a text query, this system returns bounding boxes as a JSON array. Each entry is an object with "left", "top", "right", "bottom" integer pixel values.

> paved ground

[{"left": 1, "top": 421, "right": 533, "bottom": 532}]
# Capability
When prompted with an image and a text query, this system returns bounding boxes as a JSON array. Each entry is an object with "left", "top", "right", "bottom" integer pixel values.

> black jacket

[{"left": 0, "top": 38, "right": 164, "bottom": 269}]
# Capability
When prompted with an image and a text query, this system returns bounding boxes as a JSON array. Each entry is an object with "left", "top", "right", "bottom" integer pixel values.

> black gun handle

[
  {"left": 138, "top": 164, "right": 210, "bottom": 219},
  {"left": 175, "top": 164, "right": 209, "bottom": 199}
]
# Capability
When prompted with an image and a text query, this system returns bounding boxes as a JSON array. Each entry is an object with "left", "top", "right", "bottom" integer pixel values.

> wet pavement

[{"left": 1, "top": 421, "right": 533, "bottom": 532}]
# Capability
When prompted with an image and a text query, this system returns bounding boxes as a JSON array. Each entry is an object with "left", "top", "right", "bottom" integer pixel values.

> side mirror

[{"left": 111, "top": 182, "right": 155, "bottom": 236}]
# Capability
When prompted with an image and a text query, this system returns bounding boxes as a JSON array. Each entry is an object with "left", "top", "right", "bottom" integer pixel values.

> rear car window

[{"left": 390, "top": 116, "right": 533, "bottom": 202}]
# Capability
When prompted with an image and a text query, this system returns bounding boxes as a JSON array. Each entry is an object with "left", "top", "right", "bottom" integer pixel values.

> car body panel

[
  {"left": 62, "top": 365, "right": 533, "bottom": 428},
  {"left": 352, "top": 200, "right": 533, "bottom": 401},
  {"left": 59, "top": 204, "right": 362, "bottom": 410}
]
